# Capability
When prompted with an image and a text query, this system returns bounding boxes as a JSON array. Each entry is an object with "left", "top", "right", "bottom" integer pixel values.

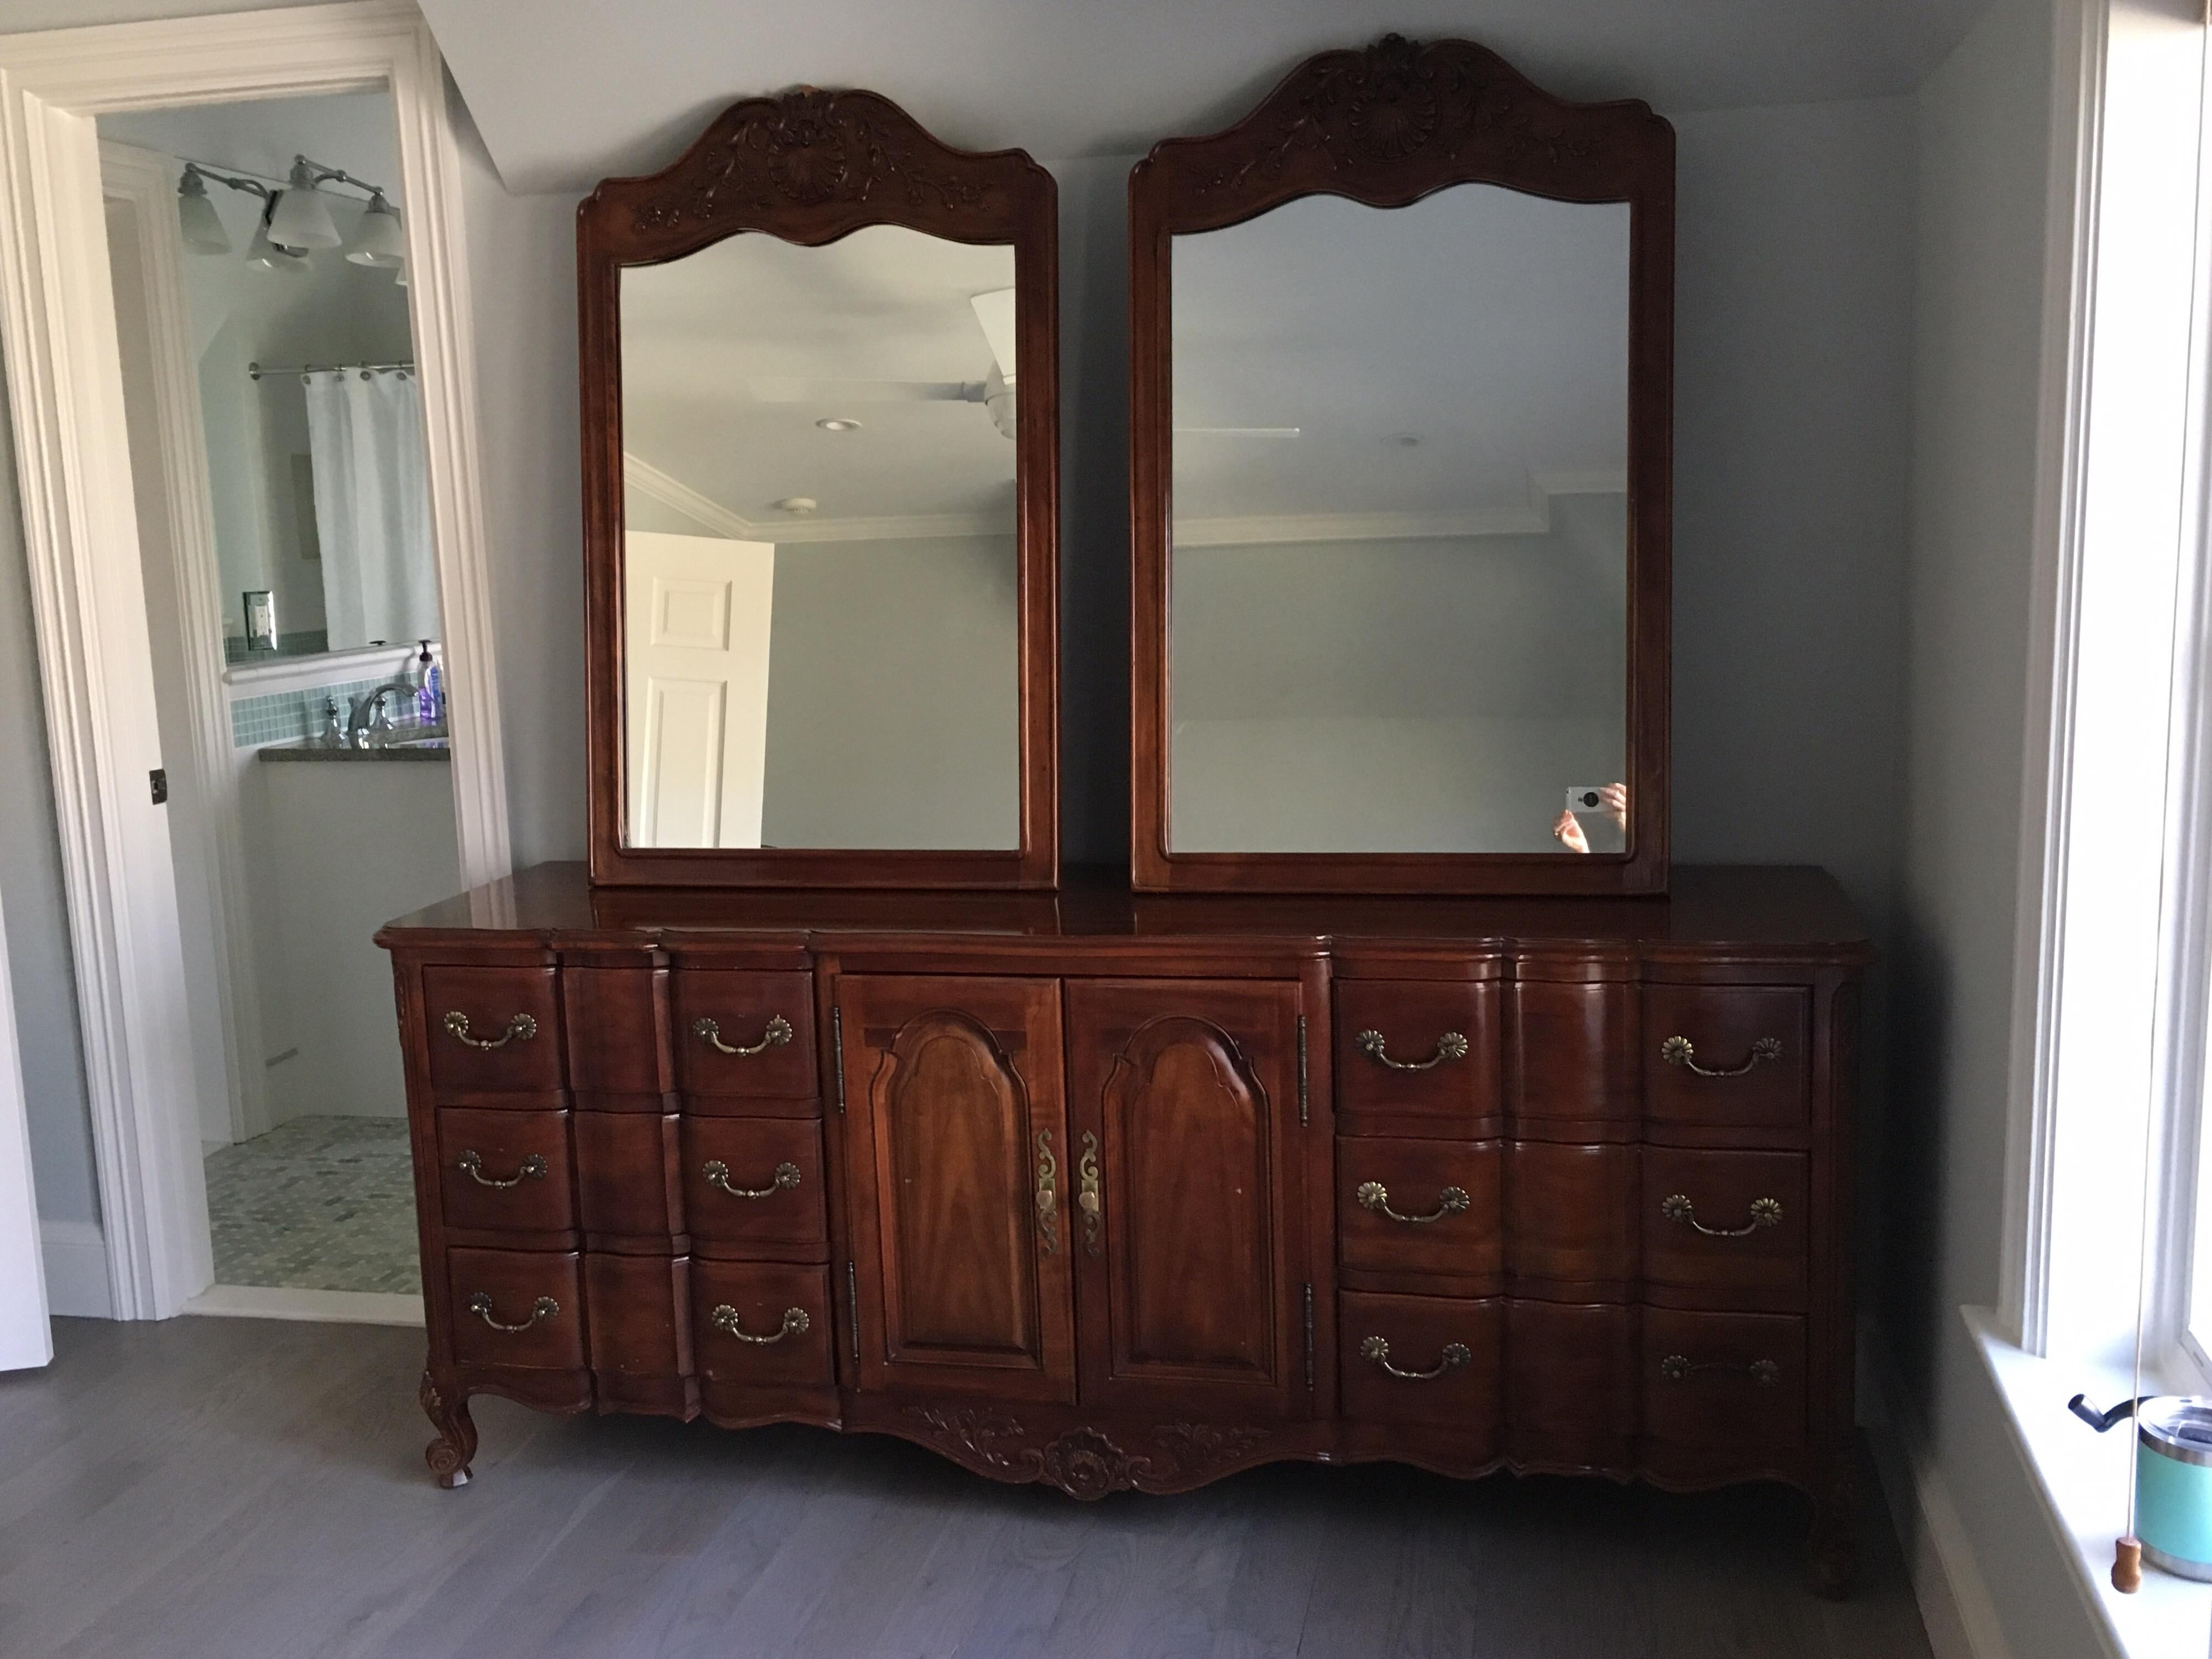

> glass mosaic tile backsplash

[{"left": 229, "top": 675, "right": 438, "bottom": 748}]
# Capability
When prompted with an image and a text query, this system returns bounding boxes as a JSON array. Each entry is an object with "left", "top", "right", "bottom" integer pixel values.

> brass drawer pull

[
  {"left": 702, "top": 1159, "right": 802, "bottom": 1199},
  {"left": 1660, "top": 1192, "right": 1782, "bottom": 1237},
  {"left": 1660, "top": 1034, "right": 1782, "bottom": 1077},
  {"left": 1357, "top": 1181, "right": 1470, "bottom": 1225},
  {"left": 444, "top": 1011, "right": 538, "bottom": 1050},
  {"left": 466, "top": 1291, "right": 558, "bottom": 1332},
  {"left": 693, "top": 1014, "right": 794, "bottom": 1056},
  {"left": 1035, "top": 1129, "right": 1059, "bottom": 1255},
  {"left": 1078, "top": 1130, "right": 1102, "bottom": 1255},
  {"left": 1359, "top": 1334, "right": 1471, "bottom": 1381},
  {"left": 455, "top": 1150, "right": 546, "bottom": 1190},
  {"left": 708, "top": 1304, "right": 810, "bottom": 1344},
  {"left": 1659, "top": 1353, "right": 1780, "bottom": 1387},
  {"left": 1355, "top": 1029, "right": 1470, "bottom": 1072}
]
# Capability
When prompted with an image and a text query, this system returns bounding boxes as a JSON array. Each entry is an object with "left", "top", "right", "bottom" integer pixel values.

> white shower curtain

[{"left": 304, "top": 368, "right": 439, "bottom": 650}]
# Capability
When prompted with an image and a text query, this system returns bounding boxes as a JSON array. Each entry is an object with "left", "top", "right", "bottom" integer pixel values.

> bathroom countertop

[{"left": 258, "top": 739, "right": 450, "bottom": 763}]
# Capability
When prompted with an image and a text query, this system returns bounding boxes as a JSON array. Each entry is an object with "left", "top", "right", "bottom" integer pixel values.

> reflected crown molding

[
  {"left": 622, "top": 451, "right": 1008, "bottom": 545},
  {"left": 1172, "top": 468, "right": 1625, "bottom": 547}
]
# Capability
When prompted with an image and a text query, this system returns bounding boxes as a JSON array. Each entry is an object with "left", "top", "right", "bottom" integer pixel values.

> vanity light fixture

[
  {"left": 176, "top": 152, "right": 406, "bottom": 281},
  {"left": 268, "top": 157, "right": 343, "bottom": 249},
  {"left": 815, "top": 418, "right": 862, "bottom": 432}
]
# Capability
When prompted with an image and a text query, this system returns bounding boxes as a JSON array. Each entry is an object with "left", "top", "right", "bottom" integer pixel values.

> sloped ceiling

[{"left": 418, "top": 0, "right": 1992, "bottom": 194}]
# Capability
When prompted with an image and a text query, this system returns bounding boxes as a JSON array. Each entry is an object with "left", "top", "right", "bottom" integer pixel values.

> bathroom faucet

[{"left": 348, "top": 680, "right": 419, "bottom": 748}]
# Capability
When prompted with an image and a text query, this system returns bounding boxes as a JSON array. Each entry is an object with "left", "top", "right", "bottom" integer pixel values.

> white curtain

[{"left": 304, "top": 368, "right": 439, "bottom": 650}]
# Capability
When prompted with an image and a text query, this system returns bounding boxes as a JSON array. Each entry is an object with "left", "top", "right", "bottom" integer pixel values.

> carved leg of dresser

[
  {"left": 420, "top": 1368, "right": 478, "bottom": 1489},
  {"left": 1808, "top": 1463, "right": 1860, "bottom": 1599}
]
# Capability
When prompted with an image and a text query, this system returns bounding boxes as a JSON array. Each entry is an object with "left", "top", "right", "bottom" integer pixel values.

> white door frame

[
  {"left": 0, "top": 1, "right": 513, "bottom": 1319},
  {"left": 0, "top": 873, "right": 53, "bottom": 1370},
  {"left": 101, "top": 138, "right": 268, "bottom": 1147}
]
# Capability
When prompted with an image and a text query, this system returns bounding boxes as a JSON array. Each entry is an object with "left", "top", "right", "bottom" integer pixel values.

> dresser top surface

[{"left": 379, "top": 863, "right": 1871, "bottom": 958}]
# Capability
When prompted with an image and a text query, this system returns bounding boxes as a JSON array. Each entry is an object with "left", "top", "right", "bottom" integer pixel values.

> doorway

[{"left": 0, "top": 5, "right": 510, "bottom": 1326}]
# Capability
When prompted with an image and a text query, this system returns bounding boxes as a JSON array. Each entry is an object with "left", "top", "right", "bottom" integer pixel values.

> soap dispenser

[
  {"left": 414, "top": 640, "right": 437, "bottom": 727},
  {"left": 320, "top": 696, "right": 344, "bottom": 749}
]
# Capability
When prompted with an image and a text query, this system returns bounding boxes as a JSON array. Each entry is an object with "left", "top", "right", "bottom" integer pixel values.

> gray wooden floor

[{"left": 0, "top": 1317, "right": 1933, "bottom": 1658}]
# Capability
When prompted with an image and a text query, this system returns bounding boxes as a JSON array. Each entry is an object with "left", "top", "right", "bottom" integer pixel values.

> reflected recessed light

[
  {"left": 772, "top": 496, "right": 818, "bottom": 516},
  {"left": 1385, "top": 432, "right": 1422, "bottom": 448},
  {"left": 816, "top": 417, "right": 862, "bottom": 432}
]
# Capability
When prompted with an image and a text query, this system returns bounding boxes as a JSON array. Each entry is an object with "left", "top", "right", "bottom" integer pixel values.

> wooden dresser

[{"left": 378, "top": 860, "right": 1868, "bottom": 1590}]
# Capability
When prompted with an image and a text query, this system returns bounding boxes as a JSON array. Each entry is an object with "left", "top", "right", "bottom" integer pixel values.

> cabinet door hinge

[
  {"left": 832, "top": 1006, "right": 846, "bottom": 1115},
  {"left": 1303, "top": 1282, "right": 1316, "bottom": 1392},
  {"left": 1296, "top": 1015, "right": 1310, "bottom": 1127},
  {"left": 847, "top": 1260, "right": 860, "bottom": 1364}
]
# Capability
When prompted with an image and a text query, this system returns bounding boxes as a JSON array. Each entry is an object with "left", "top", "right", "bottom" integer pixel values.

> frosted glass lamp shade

[
  {"left": 246, "top": 212, "right": 310, "bottom": 277},
  {"left": 344, "top": 192, "right": 406, "bottom": 267},
  {"left": 267, "top": 163, "right": 341, "bottom": 251},
  {"left": 176, "top": 171, "right": 229, "bottom": 254}
]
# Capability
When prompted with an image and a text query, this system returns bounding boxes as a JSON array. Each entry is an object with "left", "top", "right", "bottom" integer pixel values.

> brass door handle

[
  {"left": 702, "top": 1159, "right": 802, "bottom": 1199},
  {"left": 444, "top": 1011, "right": 538, "bottom": 1050},
  {"left": 709, "top": 1304, "right": 809, "bottom": 1344},
  {"left": 1660, "top": 1353, "right": 1780, "bottom": 1386},
  {"left": 1660, "top": 1035, "right": 1782, "bottom": 1077},
  {"left": 455, "top": 1150, "right": 546, "bottom": 1190},
  {"left": 1356, "top": 1181, "right": 1470, "bottom": 1225},
  {"left": 466, "top": 1291, "right": 557, "bottom": 1332},
  {"left": 1035, "top": 1129, "right": 1059, "bottom": 1255},
  {"left": 1078, "top": 1130, "right": 1102, "bottom": 1256},
  {"left": 1660, "top": 1192, "right": 1782, "bottom": 1237},
  {"left": 1359, "top": 1335, "right": 1471, "bottom": 1381},
  {"left": 1354, "top": 1029, "right": 1469, "bottom": 1071},
  {"left": 694, "top": 1014, "right": 794, "bottom": 1056}
]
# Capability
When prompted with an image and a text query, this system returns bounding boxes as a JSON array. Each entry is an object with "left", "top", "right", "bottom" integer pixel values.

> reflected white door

[
  {"left": 0, "top": 879, "right": 53, "bottom": 1370},
  {"left": 623, "top": 531, "right": 777, "bottom": 848}
]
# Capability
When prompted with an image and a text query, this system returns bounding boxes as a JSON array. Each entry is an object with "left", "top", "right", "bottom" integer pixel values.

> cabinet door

[
  {"left": 839, "top": 976, "right": 1074, "bottom": 1402},
  {"left": 1065, "top": 980, "right": 1308, "bottom": 1417}
]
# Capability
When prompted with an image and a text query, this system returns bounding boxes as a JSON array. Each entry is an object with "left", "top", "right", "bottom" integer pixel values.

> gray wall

[{"left": 761, "top": 535, "right": 1020, "bottom": 850}]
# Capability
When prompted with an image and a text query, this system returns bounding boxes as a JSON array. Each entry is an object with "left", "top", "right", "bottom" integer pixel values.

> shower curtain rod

[{"left": 247, "top": 359, "right": 414, "bottom": 380}]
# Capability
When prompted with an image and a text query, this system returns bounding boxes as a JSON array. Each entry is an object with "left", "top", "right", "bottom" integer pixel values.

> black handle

[{"left": 2069, "top": 1392, "right": 2157, "bottom": 1433}]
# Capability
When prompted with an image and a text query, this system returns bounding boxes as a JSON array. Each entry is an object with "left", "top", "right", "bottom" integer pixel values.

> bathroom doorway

[{"left": 0, "top": 6, "right": 510, "bottom": 1325}]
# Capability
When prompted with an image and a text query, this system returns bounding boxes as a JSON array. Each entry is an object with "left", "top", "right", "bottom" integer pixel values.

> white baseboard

[
  {"left": 182, "top": 1284, "right": 422, "bottom": 1327},
  {"left": 39, "top": 1219, "right": 112, "bottom": 1318},
  {"left": 1863, "top": 1322, "right": 2013, "bottom": 1659}
]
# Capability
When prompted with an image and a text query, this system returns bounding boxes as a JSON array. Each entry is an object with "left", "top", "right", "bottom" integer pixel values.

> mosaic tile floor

[{"left": 202, "top": 1115, "right": 420, "bottom": 1294}]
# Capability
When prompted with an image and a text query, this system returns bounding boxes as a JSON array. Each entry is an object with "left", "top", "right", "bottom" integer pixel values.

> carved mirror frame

[
  {"left": 1128, "top": 37, "right": 1674, "bottom": 895},
  {"left": 579, "top": 89, "right": 1060, "bottom": 888}
]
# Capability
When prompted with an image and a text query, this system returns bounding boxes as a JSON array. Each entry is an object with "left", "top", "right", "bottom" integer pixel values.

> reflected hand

[
  {"left": 1598, "top": 782, "right": 1627, "bottom": 831},
  {"left": 1553, "top": 808, "right": 1590, "bottom": 855}
]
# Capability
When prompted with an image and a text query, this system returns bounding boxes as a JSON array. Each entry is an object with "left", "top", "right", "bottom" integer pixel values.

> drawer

[
  {"left": 671, "top": 971, "right": 818, "bottom": 1109},
  {"left": 681, "top": 1118, "right": 828, "bottom": 1258},
  {"left": 1338, "top": 1290, "right": 1502, "bottom": 1430},
  {"left": 1640, "top": 1308, "right": 1805, "bottom": 1452},
  {"left": 1336, "top": 1137, "right": 1500, "bottom": 1282},
  {"left": 561, "top": 967, "right": 672, "bottom": 1108},
  {"left": 445, "top": 1248, "right": 585, "bottom": 1370},
  {"left": 585, "top": 1253, "right": 692, "bottom": 1378},
  {"left": 1642, "top": 985, "right": 1809, "bottom": 1136},
  {"left": 1504, "top": 1300, "right": 1637, "bottom": 1470},
  {"left": 435, "top": 1108, "right": 576, "bottom": 1235},
  {"left": 1641, "top": 1148, "right": 1808, "bottom": 1312},
  {"left": 1334, "top": 980, "right": 1501, "bottom": 1134},
  {"left": 423, "top": 966, "right": 563, "bottom": 1097},
  {"left": 1503, "top": 1142, "right": 1637, "bottom": 1296},
  {"left": 572, "top": 1112, "right": 683, "bottom": 1243},
  {"left": 1506, "top": 979, "right": 1638, "bottom": 1139},
  {"left": 690, "top": 1260, "right": 836, "bottom": 1387}
]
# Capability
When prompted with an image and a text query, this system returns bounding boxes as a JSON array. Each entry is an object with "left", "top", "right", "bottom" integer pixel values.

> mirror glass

[
  {"left": 619, "top": 226, "right": 1020, "bottom": 851},
  {"left": 1169, "top": 183, "right": 1631, "bottom": 857}
]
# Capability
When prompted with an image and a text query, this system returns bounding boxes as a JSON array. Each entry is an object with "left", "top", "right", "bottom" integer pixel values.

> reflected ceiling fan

[{"left": 746, "top": 288, "right": 1019, "bottom": 438}]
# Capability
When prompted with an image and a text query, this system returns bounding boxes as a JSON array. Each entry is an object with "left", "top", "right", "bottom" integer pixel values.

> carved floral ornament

[
  {"left": 902, "top": 1406, "right": 1270, "bottom": 1498},
  {"left": 632, "top": 88, "right": 993, "bottom": 232},
  {"left": 1194, "top": 33, "right": 1597, "bottom": 194}
]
